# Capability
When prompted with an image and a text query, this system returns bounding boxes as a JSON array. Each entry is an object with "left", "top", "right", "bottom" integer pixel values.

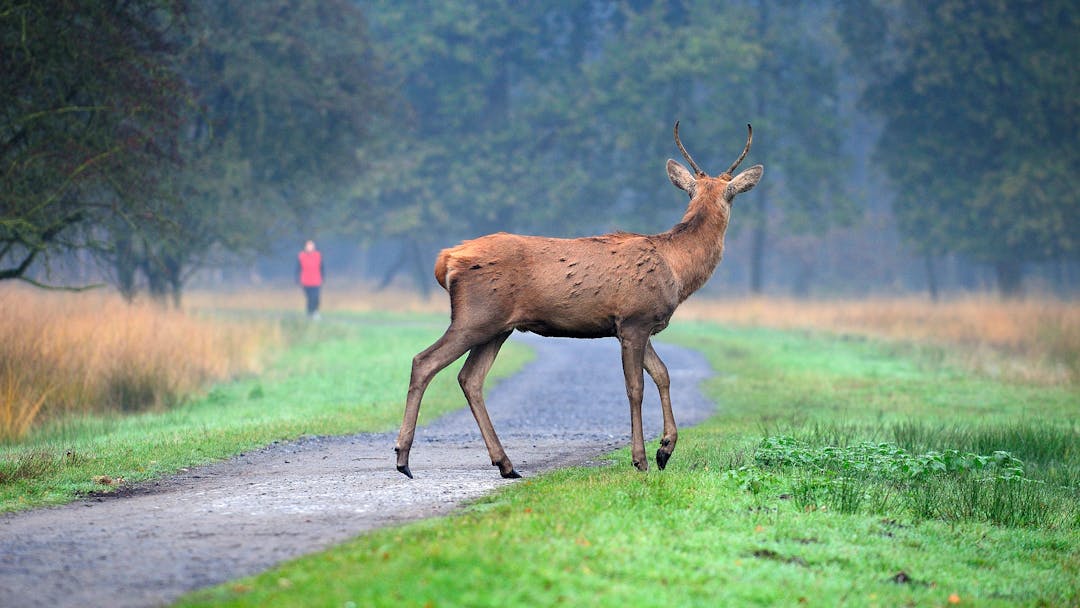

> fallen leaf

[
  {"left": 948, "top": 593, "right": 961, "bottom": 604},
  {"left": 92, "top": 475, "right": 123, "bottom": 486}
]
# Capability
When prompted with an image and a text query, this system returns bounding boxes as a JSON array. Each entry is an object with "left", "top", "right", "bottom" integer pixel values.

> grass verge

[
  {"left": 178, "top": 322, "right": 1080, "bottom": 608},
  {"left": 0, "top": 314, "right": 531, "bottom": 511}
]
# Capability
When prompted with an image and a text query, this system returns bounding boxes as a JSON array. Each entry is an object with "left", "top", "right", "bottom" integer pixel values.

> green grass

[
  {"left": 0, "top": 314, "right": 532, "bottom": 511},
  {"left": 178, "top": 322, "right": 1080, "bottom": 608}
]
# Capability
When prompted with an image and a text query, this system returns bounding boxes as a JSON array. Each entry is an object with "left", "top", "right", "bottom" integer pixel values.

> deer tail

[{"left": 434, "top": 249, "right": 451, "bottom": 291}]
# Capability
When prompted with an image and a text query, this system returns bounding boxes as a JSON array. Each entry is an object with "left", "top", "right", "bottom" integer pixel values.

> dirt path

[{"left": 0, "top": 333, "right": 715, "bottom": 608}]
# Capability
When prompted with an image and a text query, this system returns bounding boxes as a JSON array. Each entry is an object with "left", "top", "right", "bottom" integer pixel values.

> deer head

[{"left": 667, "top": 122, "right": 763, "bottom": 202}]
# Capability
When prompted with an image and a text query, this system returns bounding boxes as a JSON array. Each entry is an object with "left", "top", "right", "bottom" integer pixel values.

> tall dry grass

[
  {"left": 189, "top": 283, "right": 1079, "bottom": 384},
  {"left": 185, "top": 284, "right": 450, "bottom": 315},
  {"left": 0, "top": 286, "right": 280, "bottom": 441},
  {"left": 677, "top": 296, "right": 1080, "bottom": 384}
]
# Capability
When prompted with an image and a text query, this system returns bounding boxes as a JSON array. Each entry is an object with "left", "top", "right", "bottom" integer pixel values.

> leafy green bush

[
  {"left": 731, "top": 429, "right": 1077, "bottom": 528},
  {"left": 755, "top": 435, "right": 1027, "bottom": 481}
]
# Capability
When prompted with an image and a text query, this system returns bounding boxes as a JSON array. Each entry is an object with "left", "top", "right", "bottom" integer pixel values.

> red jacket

[{"left": 297, "top": 250, "right": 323, "bottom": 287}]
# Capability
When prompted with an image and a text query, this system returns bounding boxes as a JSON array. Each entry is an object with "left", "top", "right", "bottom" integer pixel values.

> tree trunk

[
  {"left": 994, "top": 260, "right": 1024, "bottom": 298},
  {"left": 409, "top": 239, "right": 432, "bottom": 299},
  {"left": 924, "top": 255, "right": 939, "bottom": 301},
  {"left": 163, "top": 252, "right": 184, "bottom": 309},
  {"left": 792, "top": 256, "right": 813, "bottom": 297},
  {"left": 144, "top": 265, "right": 169, "bottom": 305},
  {"left": 114, "top": 233, "right": 138, "bottom": 302},
  {"left": 377, "top": 243, "right": 408, "bottom": 291},
  {"left": 141, "top": 240, "right": 170, "bottom": 306},
  {"left": 749, "top": 200, "right": 768, "bottom": 295}
]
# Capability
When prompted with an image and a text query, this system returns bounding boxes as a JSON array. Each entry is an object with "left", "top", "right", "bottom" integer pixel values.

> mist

[{"left": 4, "top": 1, "right": 1077, "bottom": 301}]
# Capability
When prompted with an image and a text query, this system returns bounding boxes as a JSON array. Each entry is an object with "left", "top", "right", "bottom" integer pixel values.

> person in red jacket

[{"left": 296, "top": 240, "right": 324, "bottom": 319}]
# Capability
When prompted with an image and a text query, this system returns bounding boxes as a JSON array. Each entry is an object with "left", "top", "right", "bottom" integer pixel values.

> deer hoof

[
  {"left": 656, "top": 448, "right": 671, "bottom": 470},
  {"left": 396, "top": 464, "right": 414, "bottom": 479},
  {"left": 501, "top": 469, "right": 522, "bottom": 479}
]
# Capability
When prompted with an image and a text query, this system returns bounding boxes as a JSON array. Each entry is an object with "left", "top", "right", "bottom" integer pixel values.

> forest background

[{"left": 3, "top": 0, "right": 1077, "bottom": 302}]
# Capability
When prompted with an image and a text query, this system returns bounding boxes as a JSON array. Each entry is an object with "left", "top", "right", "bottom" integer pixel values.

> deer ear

[
  {"left": 667, "top": 159, "right": 696, "bottom": 195},
  {"left": 724, "top": 164, "right": 764, "bottom": 200}
]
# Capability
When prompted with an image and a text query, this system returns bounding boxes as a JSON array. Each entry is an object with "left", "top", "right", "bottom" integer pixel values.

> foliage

[
  {"left": 111, "top": 0, "right": 390, "bottom": 304},
  {"left": 753, "top": 435, "right": 1029, "bottom": 483},
  {"left": 5, "top": 1, "right": 1076, "bottom": 297},
  {"left": 353, "top": 0, "right": 855, "bottom": 292},
  {"left": 739, "top": 433, "right": 1073, "bottom": 527},
  {"left": 1, "top": 1, "right": 390, "bottom": 301},
  {"left": 0, "top": 0, "right": 190, "bottom": 286},
  {"left": 839, "top": 0, "right": 1080, "bottom": 294}
]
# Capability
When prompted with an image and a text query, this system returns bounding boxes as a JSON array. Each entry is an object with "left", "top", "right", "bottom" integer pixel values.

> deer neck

[{"left": 658, "top": 184, "right": 731, "bottom": 303}]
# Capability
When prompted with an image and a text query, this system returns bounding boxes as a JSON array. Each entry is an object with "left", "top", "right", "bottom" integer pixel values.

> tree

[
  {"left": 2, "top": 1, "right": 390, "bottom": 302},
  {"left": 112, "top": 0, "right": 390, "bottom": 305},
  {"left": 840, "top": 0, "right": 1080, "bottom": 296},
  {"left": 354, "top": 2, "right": 604, "bottom": 291},
  {"left": 355, "top": 0, "right": 855, "bottom": 295},
  {"left": 0, "top": 0, "right": 190, "bottom": 287},
  {"left": 583, "top": 0, "right": 855, "bottom": 294}
]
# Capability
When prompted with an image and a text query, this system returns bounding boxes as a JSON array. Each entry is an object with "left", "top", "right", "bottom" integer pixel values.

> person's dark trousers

[{"left": 304, "top": 286, "right": 320, "bottom": 315}]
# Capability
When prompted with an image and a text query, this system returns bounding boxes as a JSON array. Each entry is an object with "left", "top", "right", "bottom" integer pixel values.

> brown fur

[{"left": 395, "top": 123, "right": 763, "bottom": 479}]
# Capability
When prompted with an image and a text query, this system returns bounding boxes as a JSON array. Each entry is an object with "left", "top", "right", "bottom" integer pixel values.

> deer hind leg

[
  {"left": 644, "top": 340, "right": 677, "bottom": 470},
  {"left": 618, "top": 327, "right": 650, "bottom": 472},
  {"left": 457, "top": 330, "right": 518, "bottom": 478},
  {"left": 395, "top": 327, "right": 476, "bottom": 478}
]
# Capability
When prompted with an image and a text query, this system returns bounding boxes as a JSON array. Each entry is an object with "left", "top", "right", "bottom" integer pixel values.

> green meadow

[{"left": 169, "top": 320, "right": 1079, "bottom": 607}]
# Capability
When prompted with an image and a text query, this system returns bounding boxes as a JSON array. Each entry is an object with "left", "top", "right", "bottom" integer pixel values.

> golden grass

[
  {"left": 676, "top": 296, "right": 1080, "bottom": 384},
  {"left": 13, "top": 280, "right": 1068, "bottom": 442},
  {"left": 0, "top": 286, "right": 280, "bottom": 441},
  {"left": 192, "top": 283, "right": 1079, "bottom": 385},
  {"left": 185, "top": 284, "right": 451, "bottom": 315}
]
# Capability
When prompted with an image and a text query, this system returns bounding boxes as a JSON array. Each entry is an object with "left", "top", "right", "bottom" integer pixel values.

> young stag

[{"left": 395, "top": 122, "right": 763, "bottom": 479}]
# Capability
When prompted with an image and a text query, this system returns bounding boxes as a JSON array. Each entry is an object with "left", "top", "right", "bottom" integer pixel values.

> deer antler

[
  {"left": 722, "top": 124, "right": 753, "bottom": 177},
  {"left": 673, "top": 120, "right": 705, "bottom": 177}
]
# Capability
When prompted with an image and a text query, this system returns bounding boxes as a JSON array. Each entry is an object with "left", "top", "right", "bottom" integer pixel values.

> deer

[{"left": 394, "top": 122, "right": 763, "bottom": 479}]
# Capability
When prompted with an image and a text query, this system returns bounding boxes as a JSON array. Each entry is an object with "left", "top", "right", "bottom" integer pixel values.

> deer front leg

[
  {"left": 644, "top": 340, "right": 677, "bottom": 470},
  {"left": 619, "top": 329, "right": 650, "bottom": 472},
  {"left": 458, "top": 331, "right": 519, "bottom": 478},
  {"left": 395, "top": 328, "right": 474, "bottom": 478}
]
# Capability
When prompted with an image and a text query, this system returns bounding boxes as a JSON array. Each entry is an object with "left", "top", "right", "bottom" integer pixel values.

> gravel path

[{"left": 0, "top": 333, "right": 715, "bottom": 608}]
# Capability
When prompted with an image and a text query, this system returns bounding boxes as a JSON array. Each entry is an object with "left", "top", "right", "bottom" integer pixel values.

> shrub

[{"left": 734, "top": 422, "right": 1079, "bottom": 529}]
